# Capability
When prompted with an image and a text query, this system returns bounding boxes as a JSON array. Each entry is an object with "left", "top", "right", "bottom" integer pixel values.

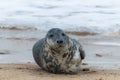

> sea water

[{"left": 0, "top": 0, "right": 120, "bottom": 34}]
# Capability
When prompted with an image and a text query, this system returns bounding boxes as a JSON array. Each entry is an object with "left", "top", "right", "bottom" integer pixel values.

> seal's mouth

[
  {"left": 58, "top": 45, "right": 64, "bottom": 47},
  {"left": 56, "top": 44, "right": 65, "bottom": 48}
]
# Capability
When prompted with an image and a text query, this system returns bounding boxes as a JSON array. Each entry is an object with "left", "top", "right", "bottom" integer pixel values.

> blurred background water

[{"left": 0, "top": 0, "right": 120, "bottom": 34}]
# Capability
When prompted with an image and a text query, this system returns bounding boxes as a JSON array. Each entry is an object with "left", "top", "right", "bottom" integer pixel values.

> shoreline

[{"left": 0, "top": 27, "right": 120, "bottom": 80}]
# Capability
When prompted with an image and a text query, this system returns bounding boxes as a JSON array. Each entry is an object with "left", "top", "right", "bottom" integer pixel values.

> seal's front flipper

[{"left": 79, "top": 47, "right": 85, "bottom": 60}]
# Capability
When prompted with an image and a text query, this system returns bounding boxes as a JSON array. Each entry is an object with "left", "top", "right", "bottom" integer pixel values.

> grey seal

[{"left": 32, "top": 28, "right": 85, "bottom": 74}]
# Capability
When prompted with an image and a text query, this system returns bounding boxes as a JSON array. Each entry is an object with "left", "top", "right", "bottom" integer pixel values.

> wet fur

[{"left": 33, "top": 28, "right": 85, "bottom": 74}]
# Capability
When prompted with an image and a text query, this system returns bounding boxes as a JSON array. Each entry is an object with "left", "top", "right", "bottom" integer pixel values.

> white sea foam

[{"left": 0, "top": 0, "right": 120, "bottom": 34}]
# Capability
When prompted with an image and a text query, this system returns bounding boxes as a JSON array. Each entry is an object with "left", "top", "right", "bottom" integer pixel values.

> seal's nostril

[
  {"left": 57, "top": 40, "right": 63, "bottom": 44},
  {"left": 60, "top": 40, "right": 63, "bottom": 43}
]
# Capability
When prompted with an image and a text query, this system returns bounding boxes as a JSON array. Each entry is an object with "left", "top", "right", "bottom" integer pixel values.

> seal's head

[{"left": 45, "top": 28, "right": 70, "bottom": 50}]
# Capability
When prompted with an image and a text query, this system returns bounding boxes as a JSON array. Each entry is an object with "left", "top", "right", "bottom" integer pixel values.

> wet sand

[{"left": 0, "top": 63, "right": 120, "bottom": 80}]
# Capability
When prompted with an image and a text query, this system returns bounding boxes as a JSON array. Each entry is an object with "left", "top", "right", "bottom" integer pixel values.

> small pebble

[{"left": 96, "top": 54, "right": 103, "bottom": 57}]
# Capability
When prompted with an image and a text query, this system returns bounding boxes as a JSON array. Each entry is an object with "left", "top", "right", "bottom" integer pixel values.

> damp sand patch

[
  {"left": 0, "top": 37, "right": 38, "bottom": 41},
  {"left": 0, "top": 26, "right": 36, "bottom": 31},
  {"left": 65, "top": 31, "right": 97, "bottom": 36},
  {"left": 7, "top": 37, "right": 38, "bottom": 41}
]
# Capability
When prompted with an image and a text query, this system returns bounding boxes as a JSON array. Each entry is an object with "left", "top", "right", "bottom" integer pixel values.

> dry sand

[{"left": 0, "top": 63, "right": 120, "bottom": 80}]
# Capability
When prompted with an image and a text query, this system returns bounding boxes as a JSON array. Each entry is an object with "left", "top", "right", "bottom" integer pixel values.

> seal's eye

[
  {"left": 62, "top": 33, "right": 65, "bottom": 36},
  {"left": 49, "top": 34, "right": 54, "bottom": 38}
]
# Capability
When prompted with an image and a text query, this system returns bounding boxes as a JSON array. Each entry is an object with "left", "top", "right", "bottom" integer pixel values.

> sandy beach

[{"left": 0, "top": 63, "right": 120, "bottom": 80}]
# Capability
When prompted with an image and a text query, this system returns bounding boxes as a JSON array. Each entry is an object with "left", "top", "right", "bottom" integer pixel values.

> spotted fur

[{"left": 33, "top": 28, "right": 85, "bottom": 74}]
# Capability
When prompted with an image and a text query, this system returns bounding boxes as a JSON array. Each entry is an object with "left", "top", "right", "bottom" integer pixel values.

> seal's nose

[{"left": 57, "top": 40, "right": 63, "bottom": 44}]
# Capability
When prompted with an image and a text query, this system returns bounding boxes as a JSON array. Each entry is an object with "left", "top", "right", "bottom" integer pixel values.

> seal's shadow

[{"left": 32, "top": 66, "right": 97, "bottom": 76}]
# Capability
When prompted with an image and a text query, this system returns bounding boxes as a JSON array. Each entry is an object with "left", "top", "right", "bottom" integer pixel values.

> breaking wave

[{"left": 0, "top": 24, "right": 120, "bottom": 36}]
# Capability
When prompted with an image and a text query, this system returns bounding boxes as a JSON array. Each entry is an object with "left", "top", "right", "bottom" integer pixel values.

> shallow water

[
  {"left": 0, "top": 33, "right": 120, "bottom": 69},
  {"left": 91, "top": 42, "right": 120, "bottom": 46},
  {"left": 0, "top": 39, "right": 34, "bottom": 63}
]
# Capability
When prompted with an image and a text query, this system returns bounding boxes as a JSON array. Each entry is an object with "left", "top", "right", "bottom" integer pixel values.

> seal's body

[{"left": 33, "top": 28, "right": 85, "bottom": 74}]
